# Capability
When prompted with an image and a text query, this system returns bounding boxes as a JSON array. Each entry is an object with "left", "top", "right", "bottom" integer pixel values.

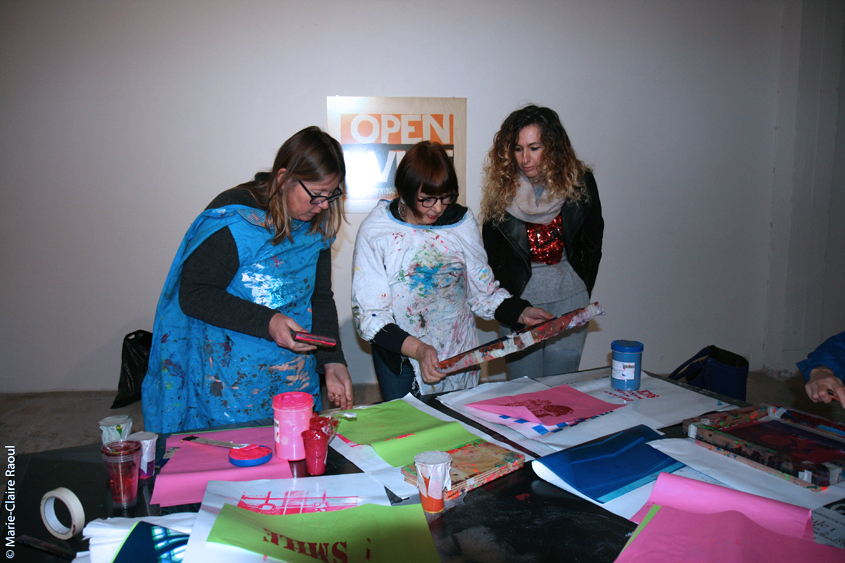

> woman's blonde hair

[
  {"left": 481, "top": 105, "right": 590, "bottom": 225},
  {"left": 240, "top": 126, "right": 346, "bottom": 243}
]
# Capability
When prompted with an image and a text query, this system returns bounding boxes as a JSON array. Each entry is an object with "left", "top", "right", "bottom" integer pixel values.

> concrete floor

[
  {"left": 1, "top": 370, "right": 843, "bottom": 455},
  {"left": 0, "top": 384, "right": 384, "bottom": 455}
]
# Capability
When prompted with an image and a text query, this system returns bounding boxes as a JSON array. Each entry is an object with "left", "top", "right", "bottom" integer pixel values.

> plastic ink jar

[
  {"left": 611, "top": 340, "right": 644, "bottom": 390},
  {"left": 273, "top": 392, "right": 313, "bottom": 461}
]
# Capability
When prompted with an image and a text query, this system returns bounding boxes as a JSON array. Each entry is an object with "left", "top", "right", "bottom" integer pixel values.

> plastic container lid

[
  {"left": 414, "top": 450, "right": 452, "bottom": 466},
  {"left": 272, "top": 391, "right": 313, "bottom": 411},
  {"left": 98, "top": 415, "right": 132, "bottom": 426},
  {"left": 101, "top": 440, "right": 141, "bottom": 457},
  {"left": 228, "top": 445, "right": 273, "bottom": 467},
  {"left": 611, "top": 340, "right": 644, "bottom": 353}
]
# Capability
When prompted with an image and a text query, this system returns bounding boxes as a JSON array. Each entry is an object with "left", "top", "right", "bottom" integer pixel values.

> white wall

[{"left": 1, "top": 0, "right": 841, "bottom": 393}]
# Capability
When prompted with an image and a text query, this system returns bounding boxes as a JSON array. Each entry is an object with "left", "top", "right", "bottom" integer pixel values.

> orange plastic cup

[{"left": 414, "top": 451, "right": 452, "bottom": 513}]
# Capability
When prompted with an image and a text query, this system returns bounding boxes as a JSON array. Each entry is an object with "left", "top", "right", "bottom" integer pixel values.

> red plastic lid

[
  {"left": 101, "top": 440, "right": 141, "bottom": 456},
  {"left": 228, "top": 444, "right": 272, "bottom": 466},
  {"left": 272, "top": 391, "right": 314, "bottom": 412}
]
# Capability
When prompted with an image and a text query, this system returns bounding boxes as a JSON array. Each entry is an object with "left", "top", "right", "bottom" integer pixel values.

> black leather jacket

[{"left": 482, "top": 170, "right": 603, "bottom": 300}]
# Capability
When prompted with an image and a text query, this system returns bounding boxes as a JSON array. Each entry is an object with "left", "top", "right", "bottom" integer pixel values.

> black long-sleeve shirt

[{"left": 178, "top": 186, "right": 345, "bottom": 370}]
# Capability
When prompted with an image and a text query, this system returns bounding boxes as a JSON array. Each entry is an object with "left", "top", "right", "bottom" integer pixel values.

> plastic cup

[
  {"left": 101, "top": 440, "right": 142, "bottom": 508},
  {"left": 273, "top": 392, "right": 314, "bottom": 461},
  {"left": 128, "top": 431, "right": 158, "bottom": 479},
  {"left": 414, "top": 451, "right": 452, "bottom": 513},
  {"left": 98, "top": 415, "right": 133, "bottom": 445},
  {"left": 301, "top": 429, "right": 329, "bottom": 476}
]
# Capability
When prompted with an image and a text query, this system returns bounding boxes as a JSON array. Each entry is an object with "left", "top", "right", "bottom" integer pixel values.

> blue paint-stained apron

[{"left": 141, "top": 206, "right": 330, "bottom": 433}]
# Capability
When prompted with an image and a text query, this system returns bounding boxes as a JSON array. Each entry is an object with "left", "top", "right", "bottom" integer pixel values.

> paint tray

[{"left": 683, "top": 403, "right": 845, "bottom": 490}]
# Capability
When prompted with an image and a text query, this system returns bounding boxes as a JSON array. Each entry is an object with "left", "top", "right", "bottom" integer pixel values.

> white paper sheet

[
  {"left": 184, "top": 474, "right": 391, "bottom": 563},
  {"left": 438, "top": 373, "right": 731, "bottom": 453},
  {"left": 78, "top": 512, "right": 197, "bottom": 563}
]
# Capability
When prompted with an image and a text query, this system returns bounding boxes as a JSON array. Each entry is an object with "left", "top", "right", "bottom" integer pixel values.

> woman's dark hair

[
  {"left": 239, "top": 126, "right": 346, "bottom": 243},
  {"left": 394, "top": 141, "right": 458, "bottom": 220}
]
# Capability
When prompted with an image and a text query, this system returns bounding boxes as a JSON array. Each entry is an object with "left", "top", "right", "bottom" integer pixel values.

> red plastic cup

[
  {"left": 301, "top": 429, "right": 329, "bottom": 476},
  {"left": 101, "top": 440, "right": 142, "bottom": 508}
]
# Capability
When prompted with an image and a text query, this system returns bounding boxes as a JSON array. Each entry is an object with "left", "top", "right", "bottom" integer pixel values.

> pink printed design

[
  {"left": 466, "top": 384, "right": 623, "bottom": 426},
  {"left": 604, "top": 388, "right": 659, "bottom": 401},
  {"left": 497, "top": 399, "right": 573, "bottom": 419},
  {"left": 238, "top": 490, "right": 359, "bottom": 515}
]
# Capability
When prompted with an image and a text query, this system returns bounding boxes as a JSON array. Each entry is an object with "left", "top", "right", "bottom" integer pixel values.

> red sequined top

[{"left": 526, "top": 215, "right": 564, "bottom": 265}]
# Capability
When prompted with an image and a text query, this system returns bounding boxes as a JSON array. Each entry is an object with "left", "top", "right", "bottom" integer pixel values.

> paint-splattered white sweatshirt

[{"left": 352, "top": 200, "right": 511, "bottom": 395}]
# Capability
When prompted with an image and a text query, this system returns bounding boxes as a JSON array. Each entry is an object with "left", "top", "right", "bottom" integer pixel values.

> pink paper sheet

[
  {"left": 150, "top": 426, "right": 292, "bottom": 507},
  {"left": 617, "top": 505, "right": 842, "bottom": 563},
  {"left": 465, "top": 384, "right": 623, "bottom": 426},
  {"left": 631, "top": 472, "right": 814, "bottom": 541}
]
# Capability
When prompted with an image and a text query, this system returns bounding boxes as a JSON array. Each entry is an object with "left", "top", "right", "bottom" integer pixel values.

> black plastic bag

[
  {"left": 668, "top": 345, "right": 749, "bottom": 402},
  {"left": 111, "top": 330, "right": 152, "bottom": 409}
]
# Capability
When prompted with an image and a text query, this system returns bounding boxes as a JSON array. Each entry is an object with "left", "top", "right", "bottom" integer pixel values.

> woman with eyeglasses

[
  {"left": 352, "top": 141, "right": 552, "bottom": 401},
  {"left": 481, "top": 105, "right": 603, "bottom": 379},
  {"left": 142, "top": 126, "right": 354, "bottom": 433}
]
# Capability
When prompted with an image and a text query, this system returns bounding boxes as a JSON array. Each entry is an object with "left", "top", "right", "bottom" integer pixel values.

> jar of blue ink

[{"left": 611, "top": 340, "right": 644, "bottom": 390}]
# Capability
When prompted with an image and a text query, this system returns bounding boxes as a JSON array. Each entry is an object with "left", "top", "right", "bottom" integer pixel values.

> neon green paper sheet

[
  {"left": 207, "top": 502, "right": 440, "bottom": 563},
  {"left": 619, "top": 504, "right": 661, "bottom": 552},
  {"left": 337, "top": 400, "right": 477, "bottom": 467}
]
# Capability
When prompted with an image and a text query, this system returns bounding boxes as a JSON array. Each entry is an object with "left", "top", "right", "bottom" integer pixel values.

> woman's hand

[
  {"left": 324, "top": 363, "right": 354, "bottom": 410},
  {"left": 268, "top": 313, "right": 317, "bottom": 353},
  {"left": 401, "top": 337, "right": 447, "bottom": 385},
  {"left": 806, "top": 366, "right": 845, "bottom": 405},
  {"left": 518, "top": 306, "right": 555, "bottom": 327}
]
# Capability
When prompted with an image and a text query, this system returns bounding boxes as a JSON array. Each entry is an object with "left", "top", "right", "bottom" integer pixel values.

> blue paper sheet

[{"left": 533, "top": 425, "right": 684, "bottom": 503}]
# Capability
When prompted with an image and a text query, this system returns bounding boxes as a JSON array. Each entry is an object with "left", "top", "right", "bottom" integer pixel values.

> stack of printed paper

[{"left": 463, "top": 383, "right": 624, "bottom": 440}]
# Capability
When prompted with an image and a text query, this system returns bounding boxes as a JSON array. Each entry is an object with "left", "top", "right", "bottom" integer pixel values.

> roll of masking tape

[{"left": 40, "top": 487, "right": 85, "bottom": 540}]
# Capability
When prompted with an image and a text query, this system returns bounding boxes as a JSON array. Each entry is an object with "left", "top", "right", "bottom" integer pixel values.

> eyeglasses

[
  {"left": 417, "top": 194, "right": 457, "bottom": 208},
  {"left": 298, "top": 180, "right": 344, "bottom": 205}
]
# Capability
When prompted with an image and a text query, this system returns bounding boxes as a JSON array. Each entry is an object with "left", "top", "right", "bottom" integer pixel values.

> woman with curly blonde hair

[{"left": 481, "top": 105, "right": 604, "bottom": 378}]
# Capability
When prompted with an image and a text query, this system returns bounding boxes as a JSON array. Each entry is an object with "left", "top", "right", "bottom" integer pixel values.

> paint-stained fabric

[
  {"left": 142, "top": 205, "right": 329, "bottom": 433},
  {"left": 352, "top": 201, "right": 509, "bottom": 395}
]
